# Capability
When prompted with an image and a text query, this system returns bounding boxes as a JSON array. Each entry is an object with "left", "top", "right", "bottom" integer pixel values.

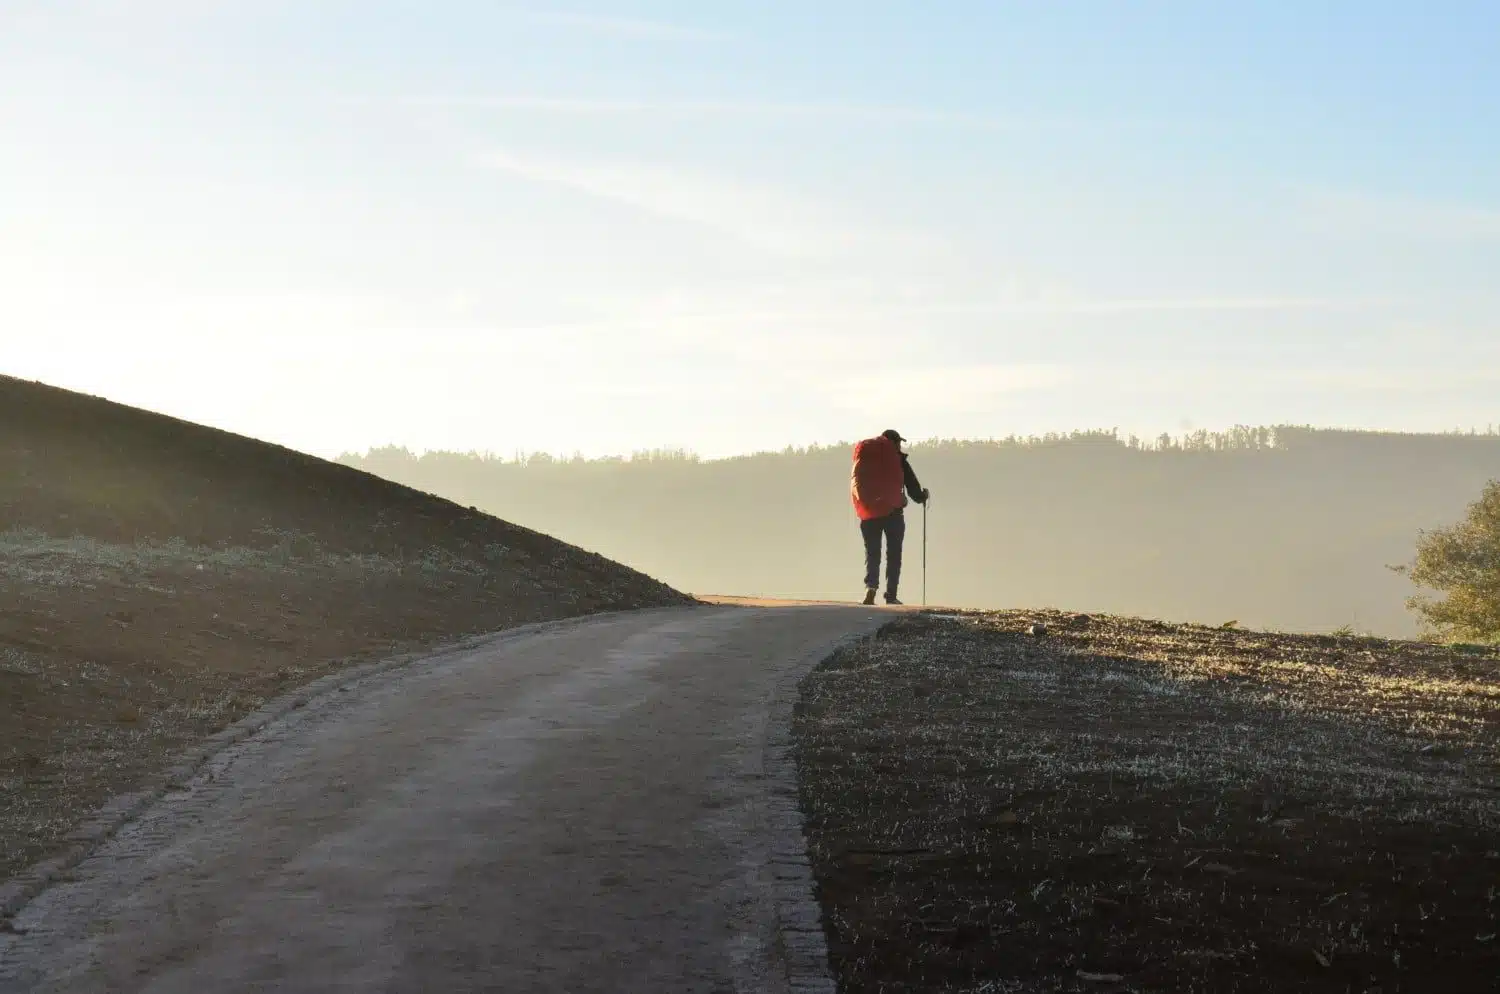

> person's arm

[{"left": 901, "top": 455, "right": 929, "bottom": 503}]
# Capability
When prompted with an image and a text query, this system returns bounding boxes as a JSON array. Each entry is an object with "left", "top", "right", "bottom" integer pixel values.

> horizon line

[{"left": 333, "top": 422, "right": 1500, "bottom": 465}]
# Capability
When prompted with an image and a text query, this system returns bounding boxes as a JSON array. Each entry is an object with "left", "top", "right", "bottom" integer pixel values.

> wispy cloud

[
  {"left": 520, "top": 10, "right": 727, "bottom": 41},
  {"left": 1040, "top": 296, "right": 1392, "bottom": 315},
  {"left": 825, "top": 365, "right": 1077, "bottom": 419},
  {"left": 476, "top": 148, "right": 926, "bottom": 258},
  {"left": 1034, "top": 360, "right": 1500, "bottom": 398},
  {"left": 3, "top": 0, "right": 272, "bottom": 37},
  {"left": 393, "top": 94, "right": 1167, "bottom": 131},
  {"left": 633, "top": 295, "right": 1390, "bottom": 329},
  {"left": 1276, "top": 366, "right": 1500, "bottom": 392},
  {"left": 1299, "top": 188, "right": 1500, "bottom": 241}
]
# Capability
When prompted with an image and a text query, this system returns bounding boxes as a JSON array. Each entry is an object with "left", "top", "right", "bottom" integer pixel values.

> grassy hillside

[
  {"left": 341, "top": 427, "right": 1500, "bottom": 638},
  {"left": 1, "top": 374, "right": 692, "bottom": 882}
]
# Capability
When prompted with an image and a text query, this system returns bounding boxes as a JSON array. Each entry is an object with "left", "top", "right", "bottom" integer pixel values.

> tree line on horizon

[
  {"left": 339, "top": 425, "right": 1500, "bottom": 642},
  {"left": 344, "top": 423, "right": 1500, "bottom": 469}
]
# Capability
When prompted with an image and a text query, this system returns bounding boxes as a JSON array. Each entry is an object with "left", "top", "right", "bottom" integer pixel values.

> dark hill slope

[
  {"left": 0, "top": 375, "right": 692, "bottom": 885},
  {"left": 1, "top": 373, "right": 687, "bottom": 596}
]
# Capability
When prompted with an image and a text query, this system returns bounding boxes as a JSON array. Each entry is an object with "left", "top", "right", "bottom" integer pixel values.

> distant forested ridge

[{"left": 339, "top": 426, "right": 1500, "bottom": 638}]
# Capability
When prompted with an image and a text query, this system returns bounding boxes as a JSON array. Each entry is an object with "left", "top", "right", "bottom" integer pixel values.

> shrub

[{"left": 1397, "top": 480, "right": 1500, "bottom": 643}]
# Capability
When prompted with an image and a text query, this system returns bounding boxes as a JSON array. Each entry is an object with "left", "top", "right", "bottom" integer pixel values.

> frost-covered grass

[
  {"left": 0, "top": 646, "right": 45, "bottom": 676},
  {"left": 796, "top": 610, "right": 1500, "bottom": 992},
  {"left": 0, "top": 527, "right": 500, "bottom": 589}
]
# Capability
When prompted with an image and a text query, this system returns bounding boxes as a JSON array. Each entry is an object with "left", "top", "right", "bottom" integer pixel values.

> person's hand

[{"left": 921, "top": 488, "right": 931, "bottom": 503}]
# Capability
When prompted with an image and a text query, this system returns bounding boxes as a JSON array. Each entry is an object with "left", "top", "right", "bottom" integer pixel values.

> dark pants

[{"left": 861, "top": 511, "right": 905, "bottom": 595}]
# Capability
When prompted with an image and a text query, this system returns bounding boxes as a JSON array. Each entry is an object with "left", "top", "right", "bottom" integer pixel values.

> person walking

[{"left": 850, "top": 429, "right": 929, "bottom": 606}]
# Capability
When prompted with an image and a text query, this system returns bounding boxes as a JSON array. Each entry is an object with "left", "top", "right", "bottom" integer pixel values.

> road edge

[
  {"left": 762, "top": 618, "right": 890, "bottom": 992},
  {"left": 0, "top": 606, "right": 693, "bottom": 926}
]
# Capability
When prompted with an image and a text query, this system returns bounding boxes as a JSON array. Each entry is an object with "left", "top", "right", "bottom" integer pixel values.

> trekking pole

[{"left": 922, "top": 498, "right": 928, "bottom": 606}]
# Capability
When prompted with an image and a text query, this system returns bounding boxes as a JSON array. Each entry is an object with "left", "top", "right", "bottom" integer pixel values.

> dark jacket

[{"left": 897, "top": 454, "right": 926, "bottom": 512}]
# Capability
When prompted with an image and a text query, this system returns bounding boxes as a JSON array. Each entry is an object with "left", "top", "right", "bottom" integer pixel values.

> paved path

[{"left": 0, "top": 605, "right": 886, "bottom": 993}]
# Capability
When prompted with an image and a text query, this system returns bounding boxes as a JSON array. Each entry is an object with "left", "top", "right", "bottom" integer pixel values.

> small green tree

[{"left": 1395, "top": 480, "right": 1500, "bottom": 643}]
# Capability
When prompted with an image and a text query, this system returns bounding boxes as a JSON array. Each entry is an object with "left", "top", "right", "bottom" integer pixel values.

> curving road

[{"left": 0, "top": 604, "right": 886, "bottom": 994}]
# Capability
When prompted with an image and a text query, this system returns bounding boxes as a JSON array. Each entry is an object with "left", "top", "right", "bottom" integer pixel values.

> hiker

[{"left": 851, "top": 429, "right": 929, "bottom": 605}]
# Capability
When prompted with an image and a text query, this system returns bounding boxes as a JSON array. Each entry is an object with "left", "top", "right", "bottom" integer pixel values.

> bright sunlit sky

[{"left": 3, "top": 2, "right": 1498, "bottom": 459}]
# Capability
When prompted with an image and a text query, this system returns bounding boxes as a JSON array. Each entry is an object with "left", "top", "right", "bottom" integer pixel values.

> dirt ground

[
  {"left": 794, "top": 610, "right": 1500, "bottom": 993},
  {"left": 1, "top": 375, "right": 693, "bottom": 882}
]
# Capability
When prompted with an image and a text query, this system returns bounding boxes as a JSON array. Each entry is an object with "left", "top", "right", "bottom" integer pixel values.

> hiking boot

[
  {"left": 862, "top": 587, "right": 877, "bottom": 606},
  {"left": 884, "top": 593, "right": 903, "bottom": 606}
]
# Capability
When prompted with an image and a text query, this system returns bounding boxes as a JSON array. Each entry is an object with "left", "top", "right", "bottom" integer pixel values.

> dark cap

[{"left": 881, "top": 429, "right": 905, "bottom": 444}]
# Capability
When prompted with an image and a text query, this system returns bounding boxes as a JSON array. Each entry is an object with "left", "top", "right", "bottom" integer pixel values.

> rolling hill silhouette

[{"left": 342, "top": 427, "right": 1500, "bottom": 638}]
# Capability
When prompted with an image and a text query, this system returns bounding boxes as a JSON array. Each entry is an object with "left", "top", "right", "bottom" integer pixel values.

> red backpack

[{"left": 851, "top": 435, "right": 905, "bottom": 521}]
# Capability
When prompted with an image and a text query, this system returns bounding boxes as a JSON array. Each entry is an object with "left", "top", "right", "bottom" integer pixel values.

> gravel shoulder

[{"left": 794, "top": 610, "right": 1500, "bottom": 993}]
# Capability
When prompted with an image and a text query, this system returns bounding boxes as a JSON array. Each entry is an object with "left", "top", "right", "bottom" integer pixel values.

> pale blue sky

[{"left": 3, "top": 1, "right": 1497, "bottom": 458}]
